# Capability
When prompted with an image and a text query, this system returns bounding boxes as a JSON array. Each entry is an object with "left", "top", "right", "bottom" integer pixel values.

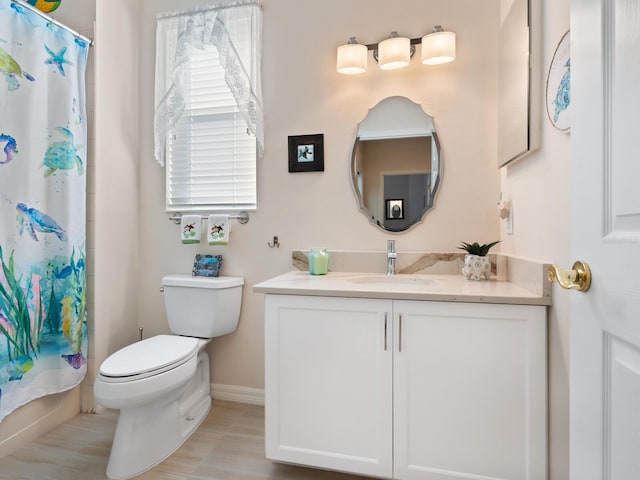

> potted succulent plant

[{"left": 458, "top": 241, "right": 500, "bottom": 281}]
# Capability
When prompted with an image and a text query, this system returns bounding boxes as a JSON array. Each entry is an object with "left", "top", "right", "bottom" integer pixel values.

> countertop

[{"left": 253, "top": 271, "right": 551, "bottom": 306}]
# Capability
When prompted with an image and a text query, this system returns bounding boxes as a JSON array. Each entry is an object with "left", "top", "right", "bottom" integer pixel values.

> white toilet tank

[{"left": 162, "top": 274, "right": 244, "bottom": 338}]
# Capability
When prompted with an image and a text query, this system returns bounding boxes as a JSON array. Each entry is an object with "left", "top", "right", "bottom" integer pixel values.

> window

[
  {"left": 166, "top": 44, "right": 257, "bottom": 212},
  {"left": 154, "top": 3, "right": 263, "bottom": 213}
]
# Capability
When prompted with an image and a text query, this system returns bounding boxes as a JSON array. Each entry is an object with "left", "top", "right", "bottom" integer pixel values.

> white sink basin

[{"left": 347, "top": 275, "right": 438, "bottom": 287}]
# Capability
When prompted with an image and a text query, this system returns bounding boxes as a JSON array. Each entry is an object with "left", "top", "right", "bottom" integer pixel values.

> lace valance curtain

[{"left": 154, "top": 0, "right": 263, "bottom": 166}]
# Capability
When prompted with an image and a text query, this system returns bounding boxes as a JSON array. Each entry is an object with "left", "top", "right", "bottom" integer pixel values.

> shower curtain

[{"left": 0, "top": 0, "right": 88, "bottom": 421}]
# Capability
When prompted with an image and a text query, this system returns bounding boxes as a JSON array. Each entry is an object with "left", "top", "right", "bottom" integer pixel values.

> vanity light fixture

[
  {"left": 336, "top": 37, "right": 368, "bottom": 74},
  {"left": 336, "top": 25, "right": 456, "bottom": 74},
  {"left": 378, "top": 32, "right": 411, "bottom": 70},
  {"left": 421, "top": 26, "right": 456, "bottom": 65}
]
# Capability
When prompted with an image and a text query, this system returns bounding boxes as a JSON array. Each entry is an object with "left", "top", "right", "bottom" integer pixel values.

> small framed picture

[
  {"left": 192, "top": 254, "right": 223, "bottom": 277},
  {"left": 288, "top": 134, "right": 324, "bottom": 173},
  {"left": 385, "top": 199, "right": 404, "bottom": 220}
]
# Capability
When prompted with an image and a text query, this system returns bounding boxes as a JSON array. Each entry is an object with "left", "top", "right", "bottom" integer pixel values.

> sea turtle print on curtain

[{"left": 0, "top": 0, "right": 88, "bottom": 421}]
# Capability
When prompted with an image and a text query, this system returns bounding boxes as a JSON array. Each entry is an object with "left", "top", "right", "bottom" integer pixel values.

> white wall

[
  {"left": 88, "top": 0, "right": 141, "bottom": 408},
  {"left": 137, "top": 0, "right": 500, "bottom": 390},
  {"left": 499, "top": 1, "right": 571, "bottom": 479}
]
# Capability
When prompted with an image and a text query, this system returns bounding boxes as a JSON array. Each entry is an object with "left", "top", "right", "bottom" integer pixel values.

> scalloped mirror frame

[{"left": 350, "top": 96, "right": 441, "bottom": 233}]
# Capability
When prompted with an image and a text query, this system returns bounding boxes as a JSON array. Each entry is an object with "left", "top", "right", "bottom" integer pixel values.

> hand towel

[
  {"left": 181, "top": 215, "right": 201, "bottom": 244},
  {"left": 208, "top": 214, "right": 230, "bottom": 245}
]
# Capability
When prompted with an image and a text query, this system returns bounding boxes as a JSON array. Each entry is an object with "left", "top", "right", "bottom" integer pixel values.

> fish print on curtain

[{"left": 0, "top": 0, "right": 88, "bottom": 421}]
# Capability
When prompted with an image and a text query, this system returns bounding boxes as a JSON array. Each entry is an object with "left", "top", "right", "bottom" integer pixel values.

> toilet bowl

[
  {"left": 95, "top": 334, "right": 204, "bottom": 409},
  {"left": 94, "top": 274, "right": 243, "bottom": 480}
]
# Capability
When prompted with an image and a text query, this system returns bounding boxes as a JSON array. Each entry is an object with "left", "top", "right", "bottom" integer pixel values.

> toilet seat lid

[{"left": 99, "top": 335, "right": 199, "bottom": 378}]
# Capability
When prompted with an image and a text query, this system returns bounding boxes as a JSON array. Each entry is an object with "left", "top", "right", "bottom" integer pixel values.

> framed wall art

[
  {"left": 546, "top": 30, "right": 571, "bottom": 132},
  {"left": 288, "top": 134, "right": 324, "bottom": 173}
]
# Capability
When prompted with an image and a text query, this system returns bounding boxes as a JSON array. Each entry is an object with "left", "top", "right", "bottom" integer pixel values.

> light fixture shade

[
  {"left": 421, "top": 30, "right": 456, "bottom": 65},
  {"left": 337, "top": 38, "right": 367, "bottom": 74},
  {"left": 378, "top": 34, "right": 410, "bottom": 70}
]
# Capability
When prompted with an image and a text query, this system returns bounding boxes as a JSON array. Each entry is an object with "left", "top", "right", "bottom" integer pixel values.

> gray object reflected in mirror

[{"left": 351, "top": 96, "right": 440, "bottom": 232}]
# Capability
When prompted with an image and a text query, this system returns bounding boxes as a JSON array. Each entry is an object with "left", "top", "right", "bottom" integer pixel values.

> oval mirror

[{"left": 351, "top": 96, "right": 440, "bottom": 232}]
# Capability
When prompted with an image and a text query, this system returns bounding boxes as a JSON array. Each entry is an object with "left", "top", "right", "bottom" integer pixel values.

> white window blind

[{"left": 166, "top": 44, "right": 257, "bottom": 212}]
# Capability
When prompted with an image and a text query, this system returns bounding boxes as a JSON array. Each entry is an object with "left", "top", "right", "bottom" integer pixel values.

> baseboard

[
  {"left": 210, "top": 383, "right": 264, "bottom": 406},
  {"left": 0, "top": 388, "right": 80, "bottom": 458}
]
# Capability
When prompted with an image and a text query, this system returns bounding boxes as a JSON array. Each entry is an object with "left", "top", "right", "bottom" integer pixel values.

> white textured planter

[{"left": 462, "top": 254, "right": 491, "bottom": 281}]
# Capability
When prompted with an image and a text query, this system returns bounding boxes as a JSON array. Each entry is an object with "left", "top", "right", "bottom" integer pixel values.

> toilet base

[{"left": 105, "top": 350, "right": 211, "bottom": 480}]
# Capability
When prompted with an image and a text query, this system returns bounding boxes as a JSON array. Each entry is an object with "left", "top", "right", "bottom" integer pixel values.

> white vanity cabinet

[
  {"left": 264, "top": 294, "right": 394, "bottom": 477},
  {"left": 391, "top": 300, "right": 546, "bottom": 480},
  {"left": 264, "top": 294, "right": 547, "bottom": 480}
]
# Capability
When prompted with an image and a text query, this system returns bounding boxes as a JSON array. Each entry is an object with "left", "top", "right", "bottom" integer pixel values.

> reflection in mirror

[{"left": 351, "top": 97, "right": 440, "bottom": 232}]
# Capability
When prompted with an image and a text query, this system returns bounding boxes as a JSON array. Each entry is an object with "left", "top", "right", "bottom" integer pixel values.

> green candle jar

[{"left": 308, "top": 248, "right": 329, "bottom": 275}]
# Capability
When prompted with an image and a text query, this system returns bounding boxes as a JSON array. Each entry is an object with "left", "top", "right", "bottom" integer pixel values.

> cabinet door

[
  {"left": 393, "top": 301, "right": 547, "bottom": 480},
  {"left": 265, "top": 294, "right": 393, "bottom": 478}
]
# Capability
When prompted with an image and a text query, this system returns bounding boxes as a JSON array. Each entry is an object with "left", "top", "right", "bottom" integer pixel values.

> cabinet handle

[
  {"left": 398, "top": 314, "right": 403, "bottom": 352},
  {"left": 384, "top": 313, "right": 388, "bottom": 351}
]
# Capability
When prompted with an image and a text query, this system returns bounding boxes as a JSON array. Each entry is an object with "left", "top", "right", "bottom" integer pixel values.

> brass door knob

[{"left": 547, "top": 261, "right": 591, "bottom": 292}]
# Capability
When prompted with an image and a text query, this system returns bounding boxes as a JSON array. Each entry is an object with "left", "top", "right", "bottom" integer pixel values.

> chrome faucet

[{"left": 386, "top": 240, "right": 397, "bottom": 276}]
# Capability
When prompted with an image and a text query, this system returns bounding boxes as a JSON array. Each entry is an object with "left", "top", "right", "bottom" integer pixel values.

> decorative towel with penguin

[
  {"left": 207, "top": 214, "right": 229, "bottom": 245},
  {"left": 181, "top": 215, "right": 201, "bottom": 244}
]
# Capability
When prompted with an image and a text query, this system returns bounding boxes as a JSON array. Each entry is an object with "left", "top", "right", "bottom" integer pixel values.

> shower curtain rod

[{"left": 11, "top": 0, "right": 94, "bottom": 46}]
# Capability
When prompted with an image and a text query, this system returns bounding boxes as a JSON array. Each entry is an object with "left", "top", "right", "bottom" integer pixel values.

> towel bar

[{"left": 168, "top": 211, "right": 250, "bottom": 225}]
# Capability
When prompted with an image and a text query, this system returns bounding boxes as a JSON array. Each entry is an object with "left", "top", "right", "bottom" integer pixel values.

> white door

[{"left": 571, "top": 0, "right": 640, "bottom": 478}]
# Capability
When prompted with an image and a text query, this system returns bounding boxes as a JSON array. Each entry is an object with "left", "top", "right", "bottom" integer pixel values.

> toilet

[{"left": 94, "top": 274, "right": 244, "bottom": 480}]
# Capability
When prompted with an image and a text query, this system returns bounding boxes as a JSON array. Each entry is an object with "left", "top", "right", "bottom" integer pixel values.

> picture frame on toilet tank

[{"left": 192, "top": 254, "right": 222, "bottom": 277}]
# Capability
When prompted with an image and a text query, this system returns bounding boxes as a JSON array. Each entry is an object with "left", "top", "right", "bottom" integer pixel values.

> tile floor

[{"left": 0, "top": 401, "right": 369, "bottom": 480}]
